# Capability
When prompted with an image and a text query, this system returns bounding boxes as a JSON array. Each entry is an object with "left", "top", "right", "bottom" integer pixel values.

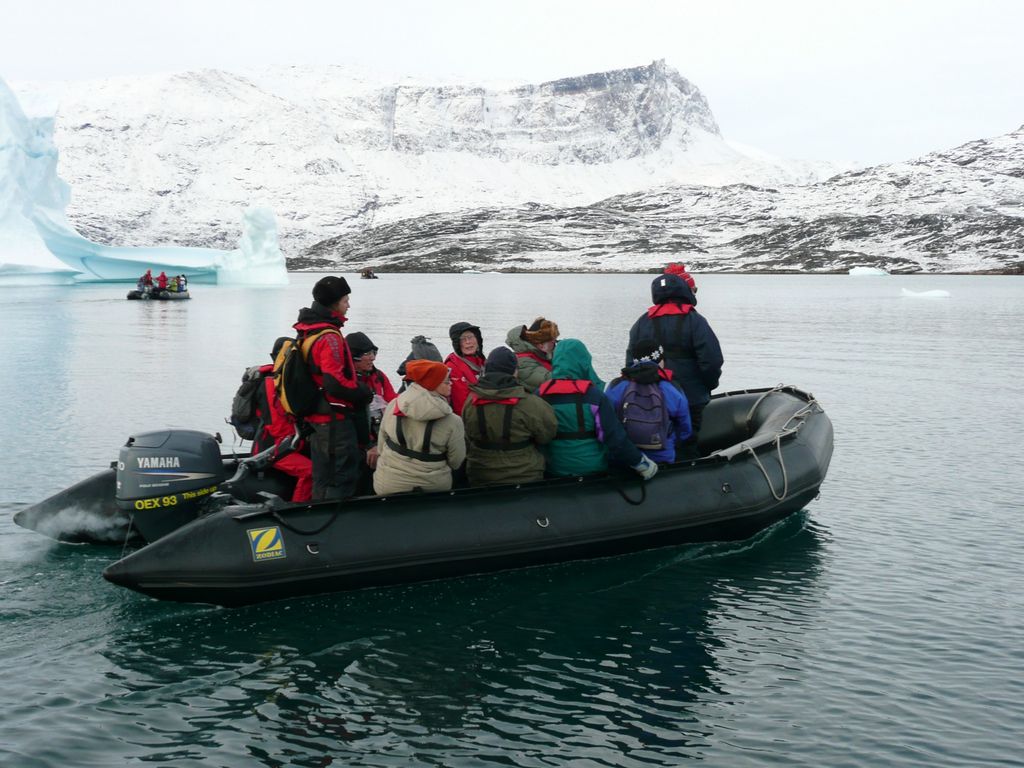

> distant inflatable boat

[{"left": 127, "top": 289, "right": 191, "bottom": 300}]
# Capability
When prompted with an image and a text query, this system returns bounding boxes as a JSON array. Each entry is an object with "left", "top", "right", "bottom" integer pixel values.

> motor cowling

[{"left": 115, "top": 430, "right": 226, "bottom": 543}]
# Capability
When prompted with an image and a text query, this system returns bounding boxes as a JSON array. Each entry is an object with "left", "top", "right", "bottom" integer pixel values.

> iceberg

[
  {"left": 0, "top": 77, "right": 288, "bottom": 286},
  {"left": 900, "top": 287, "right": 951, "bottom": 299},
  {"left": 848, "top": 266, "right": 890, "bottom": 276}
]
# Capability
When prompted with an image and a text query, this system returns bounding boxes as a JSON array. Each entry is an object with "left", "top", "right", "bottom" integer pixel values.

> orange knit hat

[{"left": 403, "top": 359, "right": 449, "bottom": 391}]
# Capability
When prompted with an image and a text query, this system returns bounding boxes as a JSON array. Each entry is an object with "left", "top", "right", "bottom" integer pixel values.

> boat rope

[
  {"left": 120, "top": 515, "right": 136, "bottom": 559},
  {"left": 744, "top": 384, "right": 784, "bottom": 433},
  {"left": 744, "top": 435, "right": 789, "bottom": 501},
  {"left": 270, "top": 508, "right": 340, "bottom": 536},
  {"left": 614, "top": 479, "right": 647, "bottom": 506}
]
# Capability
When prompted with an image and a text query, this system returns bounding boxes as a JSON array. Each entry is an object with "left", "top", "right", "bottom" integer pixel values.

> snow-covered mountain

[
  {"left": 12, "top": 61, "right": 844, "bottom": 253},
  {"left": 11, "top": 62, "right": 1022, "bottom": 273},
  {"left": 304, "top": 124, "right": 1024, "bottom": 275}
]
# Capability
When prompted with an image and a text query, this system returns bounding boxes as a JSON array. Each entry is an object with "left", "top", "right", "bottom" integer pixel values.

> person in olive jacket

[
  {"left": 462, "top": 347, "right": 558, "bottom": 486},
  {"left": 504, "top": 317, "right": 559, "bottom": 392}
]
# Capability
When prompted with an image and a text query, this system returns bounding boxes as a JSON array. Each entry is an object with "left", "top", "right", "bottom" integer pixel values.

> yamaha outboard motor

[{"left": 116, "top": 430, "right": 227, "bottom": 543}]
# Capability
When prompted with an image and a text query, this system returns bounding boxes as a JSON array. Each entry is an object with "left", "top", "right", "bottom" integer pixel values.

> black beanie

[
  {"left": 312, "top": 275, "right": 351, "bottom": 307},
  {"left": 346, "top": 331, "right": 378, "bottom": 358},
  {"left": 270, "top": 336, "right": 291, "bottom": 360},
  {"left": 484, "top": 346, "right": 518, "bottom": 376},
  {"left": 449, "top": 321, "right": 483, "bottom": 353}
]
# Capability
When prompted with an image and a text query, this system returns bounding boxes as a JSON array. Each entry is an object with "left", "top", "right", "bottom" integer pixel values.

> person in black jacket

[{"left": 626, "top": 272, "right": 723, "bottom": 455}]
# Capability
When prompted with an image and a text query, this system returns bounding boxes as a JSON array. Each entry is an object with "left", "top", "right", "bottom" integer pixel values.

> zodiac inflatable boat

[{"left": 86, "top": 385, "right": 833, "bottom": 607}]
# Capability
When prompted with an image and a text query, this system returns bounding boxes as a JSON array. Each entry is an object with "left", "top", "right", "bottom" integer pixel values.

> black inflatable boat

[
  {"left": 92, "top": 385, "right": 833, "bottom": 607},
  {"left": 127, "top": 289, "right": 191, "bottom": 300}
]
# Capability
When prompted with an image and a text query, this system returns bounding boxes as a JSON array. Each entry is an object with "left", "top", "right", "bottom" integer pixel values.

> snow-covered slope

[
  {"left": 12, "top": 61, "right": 844, "bottom": 256},
  {"left": 304, "top": 125, "right": 1024, "bottom": 274}
]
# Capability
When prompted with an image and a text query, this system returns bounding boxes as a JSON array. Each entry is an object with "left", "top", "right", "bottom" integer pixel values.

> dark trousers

[
  {"left": 677, "top": 405, "right": 705, "bottom": 460},
  {"left": 310, "top": 418, "right": 361, "bottom": 501}
]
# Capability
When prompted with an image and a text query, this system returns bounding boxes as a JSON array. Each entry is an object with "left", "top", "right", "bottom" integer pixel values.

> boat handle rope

[
  {"left": 269, "top": 508, "right": 340, "bottom": 537},
  {"left": 744, "top": 435, "right": 789, "bottom": 501},
  {"left": 615, "top": 479, "right": 647, "bottom": 506}
]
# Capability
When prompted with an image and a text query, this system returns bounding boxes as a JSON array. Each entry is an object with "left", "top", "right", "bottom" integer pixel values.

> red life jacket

[
  {"left": 516, "top": 350, "right": 552, "bottom": 371},
  {"left": 647, "top": 302, "right": 694, "bottom": 318},
  {"left": 539, "top": 379, "right": 590, "bottom": 396},
  {"left": 538, "top": 379, "right": 597, "bottom": 440}
]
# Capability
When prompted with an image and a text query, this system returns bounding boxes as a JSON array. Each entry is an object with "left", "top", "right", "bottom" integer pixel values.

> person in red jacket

[
  {"left": 444, "top": 321, "right": 486, "bottom": 416},
  {"left": 156, "top": 271, "right": 169, "bottom": 290},
  {"left": 252, "top": 338, "right": 313, "bottom": 502},
  {"left": 293, "top": 276, "right": 372, "bottom": 500},
  {"left": 346, "top": 331, "right": 397, "bottom": 474}
]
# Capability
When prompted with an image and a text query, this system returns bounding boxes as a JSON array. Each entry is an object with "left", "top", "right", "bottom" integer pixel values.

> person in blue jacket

[
  {"left": 539, "top": 338, "right": 657, "bottom": 480},
  {"left": 626, "top": 272, "right": 722, "bottom": 453},
  {"left": 606, "top": 340, "right": 692, "bottom": 463}
]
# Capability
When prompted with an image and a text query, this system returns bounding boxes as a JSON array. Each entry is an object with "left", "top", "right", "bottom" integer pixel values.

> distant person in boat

[
  {"left": 605, "top": 340, "right": 692, "bottom": 464},
  {"left": 664, "top": 262, "right": 697, "bottom": 296},
  {"left": 140, "top": 269, "right": 154, "bottom": 295},
  {"left": 462, "top": 346, "right": 558, "bottom": 486},
  {"left": 295, "top": 276, "right": 373, "bottom": 500},
  {"left": 251, "top": 337, "right": 313, "bottom": 503},
  {"left": 540, "top": 339, "right": 658, "bottom": 480},
  {"left": 346, "top": 331, "right": 397, "bottom": 482},
  {"left": 169, "top": 275, "right": 180, "bottom": 292},
  {"left": 156, "top": 271, "right": 168, "bottom": 291},
  {"left": 445, "top": 322, "right": 486, "bottom": 416},
  {"left": 504, "top": 317, "right": 559, "bottom": 392},
  {"left": 373, "top": 360, "right": 466, "bottom": 495},
  {"left": 179, "top": 274, "right": 188, "bottom": 291},
  {"left": 627, "top": 272, "right": 722, "bottom": 458}
]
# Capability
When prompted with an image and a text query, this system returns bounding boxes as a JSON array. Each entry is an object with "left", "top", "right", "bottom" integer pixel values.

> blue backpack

[{"left": 616, "top": 380, "right": 669, "bottom": 451}]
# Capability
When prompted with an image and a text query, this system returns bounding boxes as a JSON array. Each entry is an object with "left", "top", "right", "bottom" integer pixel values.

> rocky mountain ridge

[{"left": 302, "top": 126, "right": 1024, "bottom": 274}]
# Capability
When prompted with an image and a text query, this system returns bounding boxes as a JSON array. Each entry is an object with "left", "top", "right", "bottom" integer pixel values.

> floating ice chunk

[
  {"left": 901, "top": 288, "right": 950, "bottom": 299},
  {"left": 849, "top": 266, "right": 889, "bottom": 276},
  {"left": 215, "top": 207, "right": 289, "bottom": 286}
]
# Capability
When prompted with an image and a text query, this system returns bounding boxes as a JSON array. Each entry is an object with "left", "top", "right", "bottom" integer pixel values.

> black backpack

[
  {"left": 229, "top": 366, "right": 269, "bottom": 440},
  {"left": 273, "top": 329, "right": 337, "bottom": 418},
  {"left": 616, "top": 380, "right": 669, "bottom": 451}
]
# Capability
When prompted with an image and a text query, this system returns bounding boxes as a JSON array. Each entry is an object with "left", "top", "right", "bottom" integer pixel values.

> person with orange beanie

[{"left": 372, "top": 360, "right": 466, "bottom": 495}]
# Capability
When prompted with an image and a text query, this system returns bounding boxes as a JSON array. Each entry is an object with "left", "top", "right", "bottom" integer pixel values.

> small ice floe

[
  {"left": 849, "top": 266, "right": 889, "bottom": 276},
  {"left": 901, "top": 288, "right": 951, "bottom": 299}
]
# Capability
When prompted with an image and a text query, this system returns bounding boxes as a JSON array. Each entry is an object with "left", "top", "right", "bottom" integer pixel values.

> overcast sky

[{"left": 2, "top": 0, "right": 1021, "bottom": 164}]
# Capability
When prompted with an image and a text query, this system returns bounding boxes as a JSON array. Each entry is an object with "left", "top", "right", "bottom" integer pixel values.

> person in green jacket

[
  {"left": 539, "top": 339, "right": 657, "bottom": 480},
  {"left": 504, "top": 317, "right": 559, "bottom": 392},
  {"left": 462, "top": 347, "right": 558, "bottom": 486}
]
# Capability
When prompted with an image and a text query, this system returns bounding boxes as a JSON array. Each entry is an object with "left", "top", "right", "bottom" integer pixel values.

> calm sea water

[{"left": 1, "top": 273, "right": 1022, "bottom": 767}]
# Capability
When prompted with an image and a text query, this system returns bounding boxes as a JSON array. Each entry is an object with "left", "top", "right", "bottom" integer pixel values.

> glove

[{"left": 632, "top": 454, "right": 658, "bottom": 481}]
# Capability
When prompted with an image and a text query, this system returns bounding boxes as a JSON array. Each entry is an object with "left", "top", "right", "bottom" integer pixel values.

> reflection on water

[{"left": 83, "top": 515, "right": 825, "bottom": 765}]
